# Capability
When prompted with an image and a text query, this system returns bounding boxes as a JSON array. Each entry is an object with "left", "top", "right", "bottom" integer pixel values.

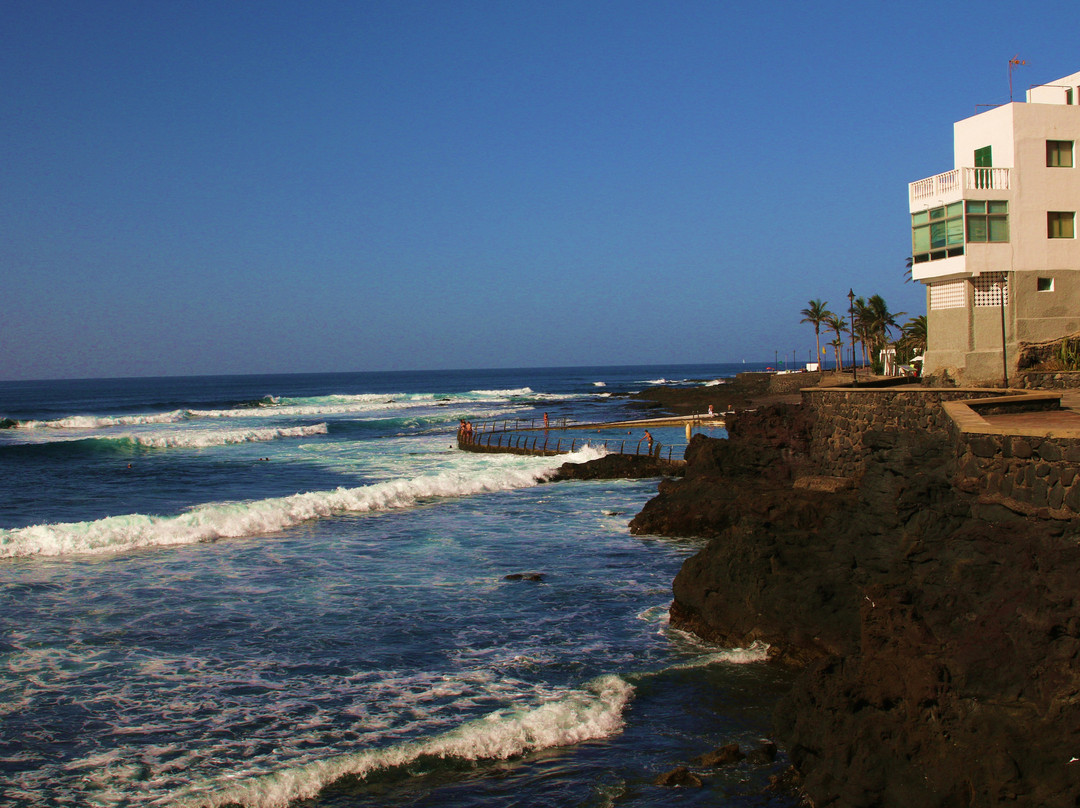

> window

[
  {"left": 966, "top": 200, "right": 1009, "bottom": 242},
  {"left": 974, "top": 146, "right": 993, "bottom": 167},
  {"left": 1049, "top": 211, "right": 1076, "bottom": 239},
  {"left": 930, "top": 280, "right": 966, "bottom": 310},
  {"left": 912, "top": 202, "right": 965, "bottom": 262},
  {"left": 1047, "top": 140, "right": 1074, "bottom": 167},
  {"left": 1037, "top": 277, "right": 1055, "bottom": 292},
  {"left": 973, "top": 273, "right": 1009, "bottom": 307}
]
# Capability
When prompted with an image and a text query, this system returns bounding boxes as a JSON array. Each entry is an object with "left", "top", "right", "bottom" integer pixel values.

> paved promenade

[
  {"left": 977, "top": 389, "right": 1080, "bottom": 434},
  {"left": 527, "top": 413, "right": 724, "bottom": 431}
]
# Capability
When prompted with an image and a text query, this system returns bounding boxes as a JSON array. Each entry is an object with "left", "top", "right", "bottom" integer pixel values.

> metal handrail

[
  {"left": 471, "top": 416, "right": 571, "bottom": 433},
  {"left": 457, "top": 429, "right": 689, "bottom": 462}
]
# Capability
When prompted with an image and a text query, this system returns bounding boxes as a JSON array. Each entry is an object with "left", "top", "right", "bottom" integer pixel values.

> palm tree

[
  {"left": 852, "top": 297, "right": 871, "bottom": 369},
  {"left": 897, "top": 315, "right": 927, "bottom": 363},
  {"left": 829, "top": 337, "right": 845, "bottom": 371},
  {"left": 824, "top": 314, "right": 846, "bottom": 371},
  {"left": 800, "top": 299, "right": 833, "bottom": 372},
  {"left": 864, "top": 295, "right": 905, "bottom": 372}
]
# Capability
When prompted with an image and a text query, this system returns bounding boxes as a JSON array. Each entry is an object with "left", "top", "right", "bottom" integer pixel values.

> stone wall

[
  {"left": 952, "top": 427, "right": 1080, "bottom": 516},
  {"left": 766, "top": 371, "right": 824, "bottom": 395},
  {"left": 732, "top": 370, "right": 824, "bottom": 397},
  {"left": 803, "top": 387, "right": 1010, "bottom": 478},
  {"left": 1020, "top": 370, "right": 1080, "bottom": 389}
]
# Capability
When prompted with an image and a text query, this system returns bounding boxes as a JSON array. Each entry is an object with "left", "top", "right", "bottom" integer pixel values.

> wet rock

[
  {"left": 746, "top": 741, "right": 778, "bottom": 765},
  {"left": 653, "top": 766, "right": 703, "bottom": 787},
  {"left": 692, "top": 742, "right": 744, "bottom": 767},
  {"left": 632, "top": 401, "right": 1080, "bottom": 807},
  {"left": 548, "top": 453, "right": 681, "bottom": 481},
  {"left": 503, "top": 573, "right": 545, "bottom": 582}
]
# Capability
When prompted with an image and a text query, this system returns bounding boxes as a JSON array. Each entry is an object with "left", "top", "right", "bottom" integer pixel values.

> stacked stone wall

[
  {"left": 804, "top": 388, "right": 1007, "bottom": 478},
  {"left": 766, "top": 371, "right": 823, "bottom": 395},
  {"left": 952, "top": 429, "right": 1080, "bottom": 515},
  {"left": 1020, "top": 370, "right": 1080, "bottom": 389}
]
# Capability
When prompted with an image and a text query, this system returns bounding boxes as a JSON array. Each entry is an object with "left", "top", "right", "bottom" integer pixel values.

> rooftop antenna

[{"left": 1008, "top": 55, "right": 1026, "bottom": 101}]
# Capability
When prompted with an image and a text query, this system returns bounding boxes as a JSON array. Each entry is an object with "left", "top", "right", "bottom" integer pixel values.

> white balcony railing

[{"left": 909, "top": 167, "right": 1011, "bottom": 205}]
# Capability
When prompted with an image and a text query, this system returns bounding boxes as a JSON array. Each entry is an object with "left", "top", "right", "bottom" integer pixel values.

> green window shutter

[
  {"left": 968, "top": 217, "right": 988, "bottom": 242},
  {"left": 988, "top": 217, "right": 1009, "bottom": 242},
  {"left": 975, "top": 146, "right": 993, "bottom": 167},
  {"left": 946, "top": 217, "right": 964, "bottom": 245},
  {"left": 913, "top": 225, "right": 930, "bottom": 253}
]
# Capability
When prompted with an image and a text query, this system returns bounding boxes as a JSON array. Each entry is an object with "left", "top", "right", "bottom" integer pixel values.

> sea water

[{"left": 0, "top": 365, "right": 797, "bottom": 807}]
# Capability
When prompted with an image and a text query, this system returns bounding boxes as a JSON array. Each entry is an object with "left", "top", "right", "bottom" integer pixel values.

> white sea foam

[
  {"left": 112, "top": 423, "right": 329, "bottom": 448},
  {"left": 467, "top": 387, "right": 533, "bottom": 397},
  {"left": 12, "top": 389, "right": 544, "bottom": 431},
  {"left": 175, "top": 674, "right": 633, "bottom": 808},
  {"left": 17, "top": 410, "right": 191, "bottom": 429},
  {"left": 0, "top": 447, "right": 604, "bottom": 559},
  {"left": 664, "top": 642, "right": 771, "bottom": 669},
  {"left": 593, "top": 381, "right": 606, "bottom": 387}
]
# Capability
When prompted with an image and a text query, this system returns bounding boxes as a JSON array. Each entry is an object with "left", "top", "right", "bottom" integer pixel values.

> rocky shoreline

[{"left": 623, "top": 388, "right": 1080, "bottom": 806}]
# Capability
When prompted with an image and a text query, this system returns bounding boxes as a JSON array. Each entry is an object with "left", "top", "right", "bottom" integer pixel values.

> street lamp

[
  {"left": 847, "top": 289, "right": 857, "bottom": 385},
  {"left": 997, "top": 275, "right": 1009, "bottom": 388}
]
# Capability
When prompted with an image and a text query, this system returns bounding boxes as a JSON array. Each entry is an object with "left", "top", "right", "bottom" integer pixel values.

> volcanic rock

[
  {"left": 632, "top": 399, "right": 1080, "bottom": 806},
  {"left": 653, "top": 766, "right": 703, "bottom": 787}
]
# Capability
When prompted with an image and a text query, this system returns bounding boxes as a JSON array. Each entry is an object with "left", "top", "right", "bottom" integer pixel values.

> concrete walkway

[
  {"left": 971, "top": 389, "right": 1080, "bottom": 435},
  {"left": 555, "top": 413, "right": 724, "bottom": 431},
  {"left": 507, "top": 413, "right": 724, "bottom": 431}
]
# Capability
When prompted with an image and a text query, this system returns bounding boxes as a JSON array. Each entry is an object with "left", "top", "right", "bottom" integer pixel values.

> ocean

[{"left": 0, "top": 364, "right": 797, "bottom": 807}]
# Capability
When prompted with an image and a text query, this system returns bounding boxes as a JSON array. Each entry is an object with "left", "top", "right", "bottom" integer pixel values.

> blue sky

[{"left": 2, "top": 1, "right": 1078, "bottom": 380}]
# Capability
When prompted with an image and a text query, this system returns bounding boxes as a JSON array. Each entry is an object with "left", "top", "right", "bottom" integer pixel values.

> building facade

[{"left": 909, "top": 70, "right": 1080, "bottom": 383}]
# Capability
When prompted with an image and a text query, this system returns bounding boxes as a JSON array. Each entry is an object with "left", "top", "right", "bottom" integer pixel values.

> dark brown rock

[
  {"left": 632, "top": 400, "right": 1080, "bottom": 808},
  {"left": 693, "top": 742, "right": 745, "bottom": 767},
  {"left": 653, "top": 766, "right": 703, "bottom": 787},
  {"left": 547, "top": 453, "right": 681, "bottom": 481},
  {"left": 746, "top": 741, "right": 778, "bottom": 765}
]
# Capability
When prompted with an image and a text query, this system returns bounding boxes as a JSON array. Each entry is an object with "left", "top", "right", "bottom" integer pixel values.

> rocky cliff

[{"left": 631, "top": 402, "right": 1080, "bottom": 806}]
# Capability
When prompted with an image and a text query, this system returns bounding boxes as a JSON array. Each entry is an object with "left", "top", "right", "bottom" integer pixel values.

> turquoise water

[{"left": 0, "top": 365, "right": 795, "bottom": 807}]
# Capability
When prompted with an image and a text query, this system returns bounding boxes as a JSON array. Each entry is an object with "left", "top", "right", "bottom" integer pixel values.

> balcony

[{"left": 909, "top": 167, "right": 1011, "bottom": 207}]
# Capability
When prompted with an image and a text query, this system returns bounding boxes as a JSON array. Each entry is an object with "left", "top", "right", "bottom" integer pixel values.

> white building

[{"left": 909, "top": 69, "right": 1080, "bottom": 383}]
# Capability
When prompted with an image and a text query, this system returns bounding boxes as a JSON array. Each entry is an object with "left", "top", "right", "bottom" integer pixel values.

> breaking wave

[
  {"left": 15, "top": 410, "right": 192, "bottom": 429},
  {"left": 176, "top": 674, "right": 633, "bottom": 808},
  {"left": 467, "top": 387, "right": 533, "bottom": 397},
  {"left": 108, "top": 423, "right": 329, "bottom": 448},
  {"left": 10, "top": 389, "right": 554, "bottom": 431},
  {"left": 0, "top": 447, "right": 605, "bottom": 559}
]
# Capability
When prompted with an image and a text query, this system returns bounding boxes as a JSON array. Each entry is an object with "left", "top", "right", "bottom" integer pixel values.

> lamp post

[
  {"left": 848, "top": 289, "right": 857, "bottom": 385},
  {"left": 998, "top": 275, "right": 1009, "bottom": 388}
]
